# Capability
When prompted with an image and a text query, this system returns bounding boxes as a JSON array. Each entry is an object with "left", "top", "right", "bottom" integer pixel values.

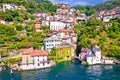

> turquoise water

[{"left": 0, "top": 61, "right": 120, "bottom": 80}]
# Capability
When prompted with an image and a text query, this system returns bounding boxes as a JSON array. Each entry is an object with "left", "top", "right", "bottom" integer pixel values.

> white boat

[{"left": 11, "top": 69, "right": 13, "bottom": 74}]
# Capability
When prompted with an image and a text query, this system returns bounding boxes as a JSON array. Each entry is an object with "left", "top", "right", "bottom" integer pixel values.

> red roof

[
  {"left": 34, "top": 22, "right": 42, "bottom": 24},
  {"left": 61, "top": 42, "right": 69, "bottom": 45},
  {"left": 19, "top": 49, "right": 25, "bottom": 53},
  {"left": 58, "top": 29, "right": 72, "bottom": 32},
  {"left": 70, "top": 33, "right": 76, "bottom": 37},
  {"left": 81, "top": 48, "right": 88, "bottom": 52},
  {"left": 62, "top": 37, "right": 71, "bottom": 40},
  {"left": 31, "top": 50, "right": 48, "bottom": 56},
  {"left": 20, "top": 48, "right": 48, "bottom": 56},
  {"left": 20, "top": 48, "right": 33, "bottom": 55},
  {"left": 72, "top": 41, "right": 77, "bottom": 44},
  {"left": 47, "top": 33, "right": 54, "bottom": 37}
]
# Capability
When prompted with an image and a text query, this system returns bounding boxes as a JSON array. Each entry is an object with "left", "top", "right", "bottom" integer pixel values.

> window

[
  {"left": 43, "top": 63, "right": 45, "bottom": 66},
  {"left": 26, "top": 56, "right": 28, "bottom": 63},
  {"left": 38, "top": 63, "right": 40, "bottom": 66},
  {"left": 32, "top": 57, "right": 34, "bottom": 63},
  {"left": 38, "top": 56, "right": 39, "bottom": 61}
]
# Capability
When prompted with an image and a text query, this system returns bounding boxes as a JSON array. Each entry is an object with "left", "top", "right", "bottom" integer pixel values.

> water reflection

[
  {"left": 104, "top": 65, "right": 113, "bottom": 70},
  {"left": 87, "top": 65, "right": 102, "bottom": 76},
  {"left": 0, "top": 62, "right": 120, "bottom": 80},
  {"left": 20, "top": 69, "right": 50, "bottom": 80}
]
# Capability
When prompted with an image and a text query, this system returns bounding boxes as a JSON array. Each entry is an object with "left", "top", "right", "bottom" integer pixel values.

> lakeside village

[{"left": 0, "top": 3, "right": 120, "bottom": 72}]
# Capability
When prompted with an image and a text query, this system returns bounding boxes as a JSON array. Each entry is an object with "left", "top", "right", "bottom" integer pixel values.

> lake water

[{"left": 0, "top": 61, "right": 120, "bottom": 80}]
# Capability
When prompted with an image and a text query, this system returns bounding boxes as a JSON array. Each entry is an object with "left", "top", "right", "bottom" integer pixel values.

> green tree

[
  {"left": 32, "top": 42, "right": 39, "bottom": 49},
  {"left": 16, "top": 25, "right": 23, "bottom": 31},
  {"left": 87, "top": 18, "right": 102, "bottom": 26}
]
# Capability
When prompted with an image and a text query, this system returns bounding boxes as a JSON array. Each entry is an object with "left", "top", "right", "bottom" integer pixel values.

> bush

[
  {"left": 32, "top": 42, "right": 39, "bottom": 49},
  {"left": 0, "top": 40, "right": 5, "bottom": 44},
  {"left": 3, "top": 57, "right": 22, "bottom": 66},
  {"left": 16, "top": 25, "right": 24, "bottom": 31}
]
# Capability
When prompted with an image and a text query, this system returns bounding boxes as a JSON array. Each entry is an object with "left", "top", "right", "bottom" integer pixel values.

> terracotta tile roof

[
  {"left": 31, "top": 50, "right": 48, "bottom": 56},
  {"left": 20, "top": 48, "right": 48, "bottom": 56},
  {"left": 20, "top": 48, "right": 33, "bottom": 55},
  {"left": 44, "top": 35, "right": 60, "bottom": 41},
  {"left": 61, "top": 42, "right": 69, "bottom": 45},
  {"left": 72, "top": 41, "right": 77, "bottom": 44},
  {"left": 70, "top": 33, "right": 76, "bottom": 37},
  {"left": 58, "top": 29, "right": 72, "bottom": 32},
  {"left": 47, "top": 33, "right": 54, "bottom": 37},
  {"left": 19, "top": 49, "right": 25, "bottom": 53},
  {"left": 35, "top": 22, "right": 42, "bottom": 24},
  {"left": 81, "top": 48, "right": 88, "bottom": 52},
  {"left": 62, "top": 37, "right": 71, "bottom": 40}
]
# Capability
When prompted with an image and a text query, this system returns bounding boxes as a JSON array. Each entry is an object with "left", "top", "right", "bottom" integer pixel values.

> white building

[
  {"left": 46, "top": 16, "right": 54, "bottom": 21},
  {"left": 42, "top": 20, "right": 50, "bottom": 26},
  {"left": 54, "top": 14, "right": 63, "bottom": 21},
  {"left": 77, "top": 14, "right": 87, "bottom": 21},
  {"left": 50, "top": 21, "right": 66, "bottom": 31},
  {"left": 44, "top": 35, "right": 62, "bottom": 52},
  {"left": 2, "top": 4, "right": 18, "bottom": 12},
  {"left": 44, "top": 29, "right": 77, "bottom": 52},
  {"left": 0, "top": 20, "right": 5, "bottom": 24},
  {"left": 79, "top": 45, "right": 102, "bottom": 65}
]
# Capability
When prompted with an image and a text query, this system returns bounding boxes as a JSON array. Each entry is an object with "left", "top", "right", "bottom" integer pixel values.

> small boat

[{"left": 11, "top": 69, "right": 13, "bottom": 74}]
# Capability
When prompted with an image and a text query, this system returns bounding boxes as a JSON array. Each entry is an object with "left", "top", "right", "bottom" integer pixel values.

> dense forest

[
  {"left": 74, "top": 5, "right": 96, "bottom": 16},
  {"left": 94, "top": 0, "right": 120, "bottom": 11},
  {"left": 74, "top": 0, "right": 120, "bottom": 15}
]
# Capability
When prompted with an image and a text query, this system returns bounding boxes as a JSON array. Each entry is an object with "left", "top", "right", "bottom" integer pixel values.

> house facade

[
  {"left": 19, "top": 48, "right": 55, "bottom": 70},
  {"left": 44, "top": 29, "right": 77, "bottom": 52},
  {"left": 34, "top": 22, "right": 42, "bottom": 32},
  {"left": 44, "top": 35, "right": 62, "bottom": 52},
  {"left": 40, "top": 3, "right": 77, "bottom": 30},
  {"left": 2, "top": 4, "right": 18, "bottom": 12},
  {"left": 42, "top": 20, "right": 50, "bottom": 26},
  {"left": 93, "top": 7, "right": 120, "bottom": 22},
  {"left": 50, "top": 21, "right": 66, "bottom": 31},
  {"left": 77, "top": 14, "right": 87, "bottom": 22},
  {"left": 79, "top": 45, "right": 102, "bottom": 65}
]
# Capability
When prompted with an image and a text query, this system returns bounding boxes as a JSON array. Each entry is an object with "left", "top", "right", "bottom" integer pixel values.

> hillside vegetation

[
  {"left": 0, "top": 0, "right": 59, "bottom": 14},
  {"left": 74, "top": 5, "right": 96, "bottom": 16},
  {"left": 0, "top": 23, "right": 48, "bottom": 57},
  {"left": 74, "top": 18, "right": 120, "bottom": 60},
  {"left": 94, "top": 0, "right": 120, "bottom": 11}
]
